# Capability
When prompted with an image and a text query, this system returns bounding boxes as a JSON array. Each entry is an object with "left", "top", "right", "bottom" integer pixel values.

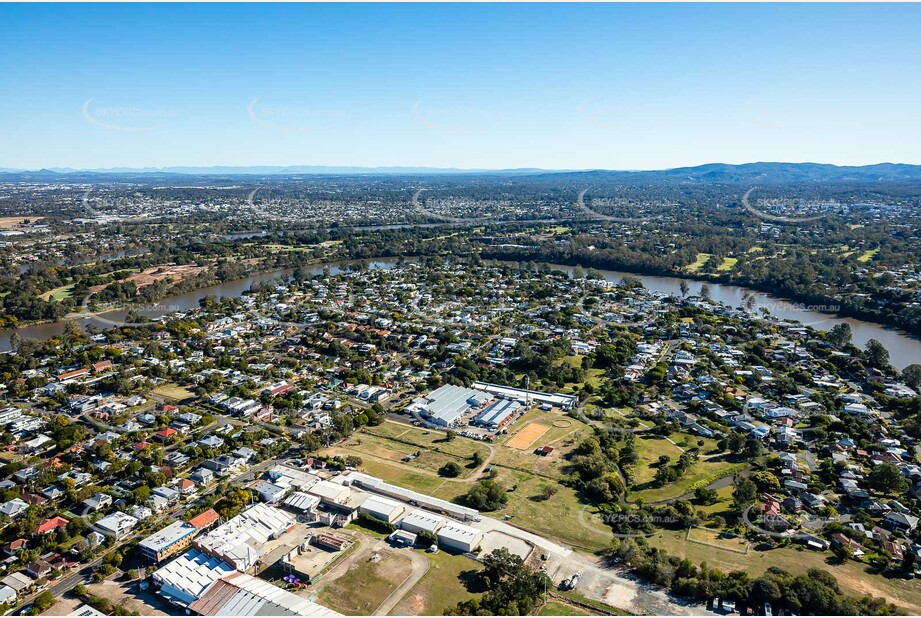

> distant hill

[
  {"left": 1, "top": 162, "right": 920, "bottom": 183},
  {"left": 544, "top": 162, "right": 921, "bottom": 183}
]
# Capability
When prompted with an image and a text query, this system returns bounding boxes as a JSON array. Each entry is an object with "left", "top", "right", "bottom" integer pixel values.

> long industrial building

[
  {"left": 415, "top": 384, "right": 491, "bottom": 426},
  {"left": 471, "top": 381, "right": 577, "bottom": 409},
  {"left": 473, "top": 399, "right": 521, "bottom": 430},
  {"left": 437, "top": 522, "right": 484, "bottom": 553},
  {"left": 152, "top": 549, "right": 339, "bottom": 616},
  {"left": 345, "top": 471, "right": 479, "bottom": 521}
]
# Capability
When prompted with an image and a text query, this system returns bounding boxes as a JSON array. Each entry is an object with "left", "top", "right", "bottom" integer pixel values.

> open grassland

[
  {"left": 647, "top": 531, "right": 921, "bottom": 613},
  {"left": 39, "top": 284, "right": 76, "bottom": 301},
  {"left": 628, "top": 434, "right": 743, "bottom": 503},
  {"left": 335, "top": 431, "right": 483, "bottom": 479},
  {"left": 472, "top": 467, "right": 612, "bottom": 552},
  {"left": 686, "top": 526, "right": 749, "bottom": 554},
  {"left": 685, "top": 253, "right": 712, "bottom": 273},
  {"left": 321, "top": 438, "right": 612, "bottom": 552},
  {"left": 390, "top": 549, "right": 482, "bottom": 615},
  {"left": 716, "top": 257, "right": 738, "bottom": 271},
  {"left": 693, "top": 484, "right": 734, "bottom": 517},
  {"left": 320, "top": 442, "right": 462, "bottom": 495},
  {"left": 857, "top": 248, "right": 880, "bottom": 263},
  {"left": 0, "top": 216, "right": 43, "bottom": 229},
  {"left": 318, "top": 549, "right": 414, "bottom": 615},
  {"left": 365, "top": 421, "right": 491, "bottom": 461}
]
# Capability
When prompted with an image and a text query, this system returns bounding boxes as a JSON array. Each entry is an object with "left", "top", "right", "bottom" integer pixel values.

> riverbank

[{"left": 3, "top": 253, "right": 920, "bottom": 369}]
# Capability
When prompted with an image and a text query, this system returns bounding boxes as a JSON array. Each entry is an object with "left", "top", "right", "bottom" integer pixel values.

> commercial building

[
  {"left": 152, "top": 548, "right": 235, "bottom": 607},
  {"left": 471, "top": 381, "right": 576, "bottom": 410},
  {"left": 473, "top": 399, "right": 521, "bottom": 430},
  {"left": 283, "top": 491, "right": 321, "bottom": 514},
  {"left": 194, "top": 503, "right": 295, "bottom": 572},
  {"left": 400, "top": 509, "right": 446, "bottom": 536},
  {"left": 436, "top": 522, "right": 483, "bottom": 553},
  {"left": 416, "top": 384, "right": 490, "bottom": 427},
  {"left": 140, "top": 520, "right": 199, "bottom": 562},
  {"left": 306, "top": 480, "right": 351, "bottom": 506},
  {"left": 358, "top": 495, "right": 405, "bottom": 524},
  {"left": 188, "top": 571, "right": 340, "bottom": 616},
  {"left": 345, "top": 472, "right": 479, "bottom": 522}
]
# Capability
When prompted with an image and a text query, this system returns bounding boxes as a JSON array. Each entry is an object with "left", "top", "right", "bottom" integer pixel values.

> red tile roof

[
  {"left": 188, "top": 508, "right": 220, "bottom": 530},
  {"left": 36, "top": 516, "right": 70, "bottom": 535}
]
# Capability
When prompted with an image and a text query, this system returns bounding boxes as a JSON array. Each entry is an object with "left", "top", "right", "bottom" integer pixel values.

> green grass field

[
  {"left": 716, "top": 257, "right": 738, "bottom": 272},
  {"left": 366, "top": 421, "right": 491, "bottom": 461},
  {"left": 539, "top": 601, "right": 591, "bottom": 616},
  {"left": 151, "top": 383, "right": 196, "bottom": 401},
  {"left": 647, "top": 531, "right": 921, "bottom": 613},
  {"left": 390, "top": 549, "right": 482, "bottom": 615},
  {"left": 685, "top": 253, "right": 712, "bottom": 273},
  {"left": 40, "top": 283, "right": 76, "bottom": 301},
  {"left": 318, "top": 550, "right": 414, "bottom": 615},
  {"left": 336, "top": 430, "right": 484, "bottom": 480},
  {"left": 857, "top": 248, "right": 879, "bottom": 263},
  {"left": 628, "top": 434, "right": 743, "bottom": 503}
]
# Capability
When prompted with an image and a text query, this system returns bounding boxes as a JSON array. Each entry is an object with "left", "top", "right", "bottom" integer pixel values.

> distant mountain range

[{"left": 2, "top": 162, "right": 921, "bottom": 183}]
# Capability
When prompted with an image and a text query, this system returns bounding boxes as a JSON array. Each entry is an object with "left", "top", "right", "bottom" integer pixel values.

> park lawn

[
  {"left": 539, "top": 601, "right": 591, "bottom": 616},
  {"left": 318, "top": 549, "right": 414, "bottom": 615},
  {"left": 40, "top": 283, "right": 75, "bottom": 301},
  {"left": 694, "top": 485, "right": 734, "bottom": 517},
  {"left": 151, "top": 383, "right": 196, "bottom": 401},
  {"left": 857, "top": 248, "right": 879, "bottom": 263},
  {"left": 716, "top": 257, "right": 738, "bottom": 272},
  {"left": 630, "top": 435, "right": 683, "bottom": 485},
  {"left": 647, "top": 530, "right": 921, "bottom": 614},
  {"left": 390, "top": 549, "right": 482, "bottom": 616},
  {"left": 629, "top": 435, "right": 743, "bottom": 503},
  {"left": 685, "top": 253, "right": 712, "bottom": 273},
  {"left": 338, "top": 431, "right": 482, "bottom": 479},
  {"left": 555, "top": 354, "right": 585, "bottom": 369}
]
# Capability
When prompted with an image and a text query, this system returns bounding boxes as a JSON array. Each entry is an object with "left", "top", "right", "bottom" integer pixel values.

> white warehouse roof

[
  {"left": 359, "top": 495, "right": 404, "bottom": 519},
  {"left": 437, "top": 522, "right": 483, "bottom": 547},
  {"left": 400, "top": 509, "right": 446, "bottom": 534},
  {"left": 152, "top": 549, "right": 234, "bottom": 607},
  {"left": 307, "top": 480, "right": 351, "bottom": 504}
]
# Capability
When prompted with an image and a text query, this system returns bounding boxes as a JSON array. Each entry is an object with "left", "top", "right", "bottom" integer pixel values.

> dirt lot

[
  {"left": 0, "top": 216, "right": 43, "bottom": 229},
  {"left": 506, "top": 421, "right": 550, "bottom": 450},
  {"left": 314, "top": 542, "right": 418, "bottom": 615},
  {"left": 42, "top": 580, "right": 172, "bottom": 616},
  {"left": 479, "top": 529, "right": 532, "bottom": 559}
]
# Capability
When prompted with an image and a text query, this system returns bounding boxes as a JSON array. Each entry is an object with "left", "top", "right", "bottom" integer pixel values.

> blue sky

[{"left": 1, "top": 3, "right": 919, "bottom": 170}]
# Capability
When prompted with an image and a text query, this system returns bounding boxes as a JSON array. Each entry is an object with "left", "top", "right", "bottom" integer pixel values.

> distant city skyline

[{"left": 2, "top": 3, "right": 919, "bottom": 170}]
